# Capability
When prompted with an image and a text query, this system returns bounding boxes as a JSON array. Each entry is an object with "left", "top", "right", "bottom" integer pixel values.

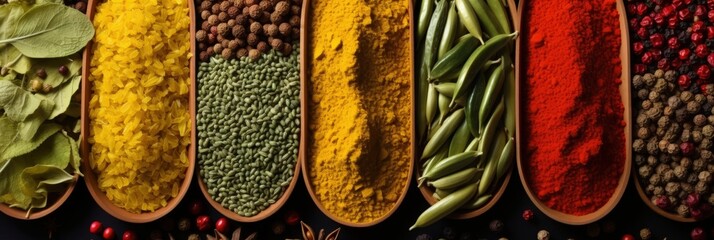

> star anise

[{"left": 300, "top": 221, "right": 340, "bottom": 240}]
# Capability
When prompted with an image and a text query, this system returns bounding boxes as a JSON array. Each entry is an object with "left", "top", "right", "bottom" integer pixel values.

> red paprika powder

[{"left": 522, "top": 0, "right": 625, "bottom": 215}]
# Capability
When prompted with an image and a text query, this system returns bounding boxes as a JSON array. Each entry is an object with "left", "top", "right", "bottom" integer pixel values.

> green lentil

[{"left": 197, "top": 45, "right": 301, "bottom": 217}]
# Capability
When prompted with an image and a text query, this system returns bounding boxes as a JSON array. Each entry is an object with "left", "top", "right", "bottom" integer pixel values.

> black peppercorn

[{"left": 58, "top": 65, "right": 69, "bottom": 76}]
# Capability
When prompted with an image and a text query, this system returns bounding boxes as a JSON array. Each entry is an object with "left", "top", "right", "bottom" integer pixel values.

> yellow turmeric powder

[{"left": 307, "top": 0, "right": 412, "bottom": 224}]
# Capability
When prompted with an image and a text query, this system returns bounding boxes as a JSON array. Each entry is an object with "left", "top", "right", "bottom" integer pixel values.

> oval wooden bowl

[
  {"left": 79, "top": 0, "right": 196, "bottom": 223},
  {"left": 0, "top": 174, "right": 79, "bottom": 220},
  {"left": 515, "top": 0, "right": 632, "bottom": 225},
  {"left": 416, "top": 0, "right": 521, "bottom": 219},
  {"left": 298, "top": 0, "right": 414, "bottom": 227}
]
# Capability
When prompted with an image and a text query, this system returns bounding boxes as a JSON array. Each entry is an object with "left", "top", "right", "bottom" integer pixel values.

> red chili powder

[{"left": 522, "top": 0, "right": 625, "bottom": 216}]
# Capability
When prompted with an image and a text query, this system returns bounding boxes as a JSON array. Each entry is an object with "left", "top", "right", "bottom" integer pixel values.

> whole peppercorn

[
  {"left": 199, "top": 51, "right": 209, "bottom": 61},
  {"left": 657, "top": 116, "right": 670, "bottom": 128},
  {"left": 206, "top": 46, "right": 214, "bottom": 56},
  {"left": 642, "top": 100, "right": 653, "bottom": 110},
  {"left": 213, "top": 43, "right": 224, "bottom": 54},
  {"left": 220, "top": 1, "right": 231, "bottom": 11},
  {"left": 218, "top": 12, "right": 229, "bottom": 22},
  {"left": 270, "top": 11, "right": 283, "bottom": 24},
  {"left": 658, "top": 139, "right": 669, "bottom": 152},
  {"left": 647, "top": 139, "right": 660, "bottom": 155},
  {"left": 682, "top": 129, "right": 692, "bottom": 142},
  {"left": 489, "top": 219, "right": 503, "bottom": 232},
  {"left": 709, "top": 115, "right": 714, "bottom": 124},
  {"left": 635, "top": 155, "right": 646, "bottom": 166},
  {"left": 640, "top": 228, "right": 652, "bottom": 240},
  {"left": 236, "top": 14, "right": 248, "bottom": 25},
  {"left": 633, "top": 75, "right": 644, "bottom": 89},
  {"left": 681, "top": 142, "right": 695, "bottom": 156},
  {"left": 245, "top": 0, "right": 256, "bottom": 4},
  {"left": 669, "top": 95, "right": 683, "bottom": 109},
  {"left": 682, "top": 91, "right": 695, "bottom": 102},
  {"left": 228, "top": 39, "right": 239, "bottom": 50},
  {"left": 643, "top": 73, "right": 655, "bottom": 85},
  {"left": 58, "top": 65, "right": 69, "bottom": 76},
  {"left": 689, "top": 173, "right": 701, "bottom": 184},
  {"left": 242, "top": 5, "right": 251, "bottom": 15},
  {"left": 270, "top": 38, "right": 284, "bottom": 50},
  {"left": 259, "top": 0, "right": 272, "bottom": 11},
  {"left": 290, "top": 4, "right": 300, "bottom": 15},
  {"left": 279, "top": 22, "right": 291, "bottom": 36},
  {"left": 654, "top": 78, "right": 668, "bottom": 93},
  {"left": 275, "top": 1, "right": 289, "bottom": 16},
  {"left": 687, "top": 101, "right": 702, "bottom": 114},
  {"left": 227, "top": 6, "right": 240, "bottom": 17},
  {"left": 694, "top": 130, "right": 705, "bottom": 142},
  {"left": 637, "top": 113, "right": 650, "bottom": 127},
  {"left": 236, "top": 48, "right": 248, "bottom": 58},
  {"left": 257, "top": 41, "right": 269, "bottom": 53},
  {"left": 663, "top": 169, "right": 676, "bottom": 182},
  {"left": 200, "top": 0, "right": 211, "bottom": 11},
  {"left": 249, "top": 4, "right": 261, "bottom": 19},
  {"left": 281, "top": 43, "right": 293, "bottom": 55},
  {"left": 695, "top": 114, "right": 708, "bottom": 126},
  {"left": 201, "top": 21, "right": 211, "bottom": 31},
  {"left": 247, "top": 33, "right": 259, "bottom": 46},
  {"left": 683, "top": 183, "right": 694, "bottom": 194},
  {"left": 666, "top": 182, "right": 682, "bottom": 196},
  {"left": 537, "top": 230, "right": 550, "bottom": 240},
  {"left": 694, "top": 159, "right": 706, "bottom": 172},
  {"left": 677, "top": 204, "right": 692, "bottom": 217},
  {"left": 177, "top": 218, "right": 191, "bottom": 231},
  {"left": 196, "top": 30, "right": 208, "bottom": 42},
  {"left": 665, "top": 70, "right": 677, "bottom": 81},
  {"left": 647, "top": 156, "right": 658, "bottom": 166},
  {"left": 264, "top": 24, "right": 279, "bottom": 37},
  {"left": 675, "top": 165, "right": 688, "bottom": 179},
  {"left": 646, "top": 184, "right": 656, "bottom": 194},
  {"left": 703, "top": 125, "right": 714, "bottom": 138},
  {"left": 227, "top": 19, "right": 237, "bottom": 28},
  {"left": 638, "top": 89, "right": 650, "bottom": 100},
  {"left": 639, "top": 165, "right": 653, "bottom": 178},
  {"left": 633, "top": 139, "right": 646, "bottom": 153},
  {"left": 700, "top": 171, "right": 712, "bottom": 182},
  {"left": 701, "top": 150, "right": 713, "bottom": 161},
  {"left": 650, "top": 173, "right": 663, "bottom": 185},
  {"left": 188, "top": 234, "right": 200, "bottom": 240},
  {"left": 217, "top": 23, "right": 229, "bottom": 36},
  {"left": 232, "top": 25, "right": 247, "bottom": 39},
  {"left": 201, "top": 10, "right": 211, "bottom": 20},
  {"left": 696, "top": 180, "right": 709, "bottom": 194},
  {"left": 654, "top": 69, "right": 664, "bottom": 78},
  {"left": 654, "top": 186, "right": 665, "bottom": 195},
  {"left": 709, "top": 193, "right": 714, "bottom": 205},
  {"left": 696, "top": 94, "right": 707, "bottom": 105},
  {"left": 667, "top": 143, "right": 681, "bottom": 155},
  {"left": 289, "top": 15, "right": 300, "bottom": 27},
  {"left": 221, "top": 48, "right": 233, "bottom": 59},
  {"left": 250, "top": 22, "right": 263, "bottom": 34},
  {"left": 208, "top": 14, "right": 219, "bottom": 25},
  {"left": 647, "top": 107, "right": 663, "bottom": 120},
  {"left": 248, "top": 49, "right": 260, "bottom": 60}
]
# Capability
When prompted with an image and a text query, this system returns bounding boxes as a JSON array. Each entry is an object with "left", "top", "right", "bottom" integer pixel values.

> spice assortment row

[{"left": 1, "top": 0, "right": 713, "bottom": 228}]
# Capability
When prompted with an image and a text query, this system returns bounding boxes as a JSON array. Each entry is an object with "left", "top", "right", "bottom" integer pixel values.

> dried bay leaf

[
  {"left": 0, "top": 3, "right": 27, "bottom": 40},
  {"left": 0, "top": 80, "right": 54, "bottom": 123},
  {"left": 44, "top": 74, "right": 79, "bottom": 119},
  {"left": 0, "top": 121, "right": 61, "bottom": 160},
  {"left": 29, "top": 55, "right": 81, "bottom": 87},
  {"left": 62, "top": 130, "right": 81, "bottom": 176},
  {"left": 22, "top": 164, "right": 74, "bottom": 192},
  {"left": 0, "top": 3, "right": 94, "bottom": 58},
  {"left": 0, "top": 132, "right": 72, "bottom": 210}
]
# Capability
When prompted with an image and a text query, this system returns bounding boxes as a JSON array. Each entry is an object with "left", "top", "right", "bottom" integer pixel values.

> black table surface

[{"left": 0, "top": 168, "right": 712, "bottom": 240}]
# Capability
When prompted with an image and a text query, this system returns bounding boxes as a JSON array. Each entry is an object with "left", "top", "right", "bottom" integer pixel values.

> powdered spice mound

[
  {"left": 307, "top": 0, "right": 411, "bottom": 224},
  {"left": 522, "top": 0, "right": 625, "bottom": 215}
]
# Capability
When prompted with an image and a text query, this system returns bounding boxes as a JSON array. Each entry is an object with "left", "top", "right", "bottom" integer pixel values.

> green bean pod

[
  {"left": 429, "top": 167, "right": 482, "bottom": 189},
  {"left": 421, "top": 142, "right": 451, "bottom": 187},
  {"left": 437, "top": 93, "right": 451, "bottom": 125},
  {"left": 435, "top": 187, "right": 456, "bottom": 199},
  {"left": 465, "top": 136, "right": 479, "bottom": 152},
  {"left": 486, "top": 0, "right": 511, "bottom": 34},
  {"left": 430, "top": 34, "right": 480, "bottom": 80},
  {"left": 422, "top": 108, "right": 465, "bottom": 159},
  {"left": 477, "top": 97, "right": 504, "bottom": 160},
  {"left": 454, "top": 0, "right": 484, "bottom": 44},
  {"left": 450, "top": 32, "right": 517, "bottom": 106},
  {"left": 424, "top": 0, "right": 449, "bottom": 70},
  {"left": 465, "top": 71, "right": 487, "bottom": 137},
  {"left": 434, "top": 82, "right": 456, "bottom": 98},
  {"left": 418, "top": 0, "right": 436, "bottom": 42},
  {"left": 478, "top": 128, "right": 506, "bottom": 195},
  {"left": 496, "top": 136, "right": 515, "bottom": 180},
  {"left": 438, "top": 2, "right": 460, "bottom": 59},
  {"left": 461, "top": 194, "right": 492, "bottom": 209},
  {"left": 448, "top": 120, "right": 472, "bottom": 156},
  {"left": 417, "top": 61, "right": 429, "bottom": 144},
  {"left": 503, "top": 55, "right": 516, "bottom": 137},
  {"left": 421, "top": 150, "right": 481, "bottom": 181},
  {"left": 410, "top": 179, "right": 480, "bottom": 230},
  {"left": 468, "top": 0, "right": 504, "bottom": 36},
  {"left": 478, "top": 59, "right": 505, "bottom": 132},
  {"left": 427, "top": 84, "right": 438, "bottom": 126}
]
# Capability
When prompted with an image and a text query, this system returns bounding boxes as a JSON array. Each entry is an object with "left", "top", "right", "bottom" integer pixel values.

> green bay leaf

[
  {"left": 44, "top": 74, "right": 79, "bottom": 119},
  {"left": 29, "top": 54, "right": 81, "bottom": 87},
  {"left": 0, "top": 122, "right": 61, "bottom": 160},
  {"left": 0, "top": 3, "right": 27, "bottom": 40},
  {"left": 1, "top": 3, "right": 94, "bottom": 58}
]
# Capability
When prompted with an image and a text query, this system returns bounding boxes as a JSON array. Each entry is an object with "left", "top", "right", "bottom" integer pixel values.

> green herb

[{"left": 0, "top": 3, "right": 94, "bottom": 58}]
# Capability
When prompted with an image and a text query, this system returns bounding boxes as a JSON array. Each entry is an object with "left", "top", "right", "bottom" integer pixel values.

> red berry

[
  {"left": 703, "top": 84, "right": 714, "bottom": 95},
  {"left": 621, "top": 234, "right": 635, "bottom": 240},
  {"left": 658, "top": 58, "right": 671, "bottom": 70},
  {"left": 122, "top": 230, "right": 137, "bottom": 240},
  {"left": 284, "top": 210, "right": 300, "bottom": 225},
  {"left": 680, "top": 48, "right": 693, "bottom": 60},
  {"left": 640, "top": 16, "right": 653, "bottom": 28},
  {"left": 686, "top": 193, "right": 702, "bottom": 207},
  {"left": 679, "top": 74, "right": 692, "bottom": 88},
  {"left": 629, "top": 18, "right": 639, "bottom": 29},
  {"left": 196, "top": 215, "right": 211, "bottom": 232},
  {"left": 522, "top": 209, "right": 534, "bottom": 221},
  {"left": 696, "top": 5, "right": 707, "bottom": 17},
  {"left": 650, "top": 33, "right": 664, "bottom": 48},
  {"left": 89, "top": 221, "right": 103, "bottom": 235},
  {"left": 697, "top": 44, "right": 710, "bottom": 58},
  {"left": 651, "top": 49, "right": 663, "bottom": 61},
  {"left": 685, "top": 0, "right": 694, "bottom": 4},
  {"left": 693, "top": 21, "right": 707, "bottom": 33},
  {"left": 627, "top": 3, "right": 637, "bottom": 15},
  {"left": 655, "top": 195, "right": 672, "bottom": 209},
  {"left": 708, "top": 26, "right": 714, "bottom": 38},
  {"left": 637, "top": 27, "right": 649, "bottom": 39},
  {"left": 663, "top": 5, "right": 676, "bottom": 17},
  {"left": 693, "top": 32, "right": 705, "bottom": 44},
  {"left": 673, "top": 58, "right": 683, "bottom": 68},
  {"left": 669, "top": 37, "right": 681, "bottom": 49},
  {"left": 654, "top": 13, "right": 665, "bottom": 25},
  {"left": 679, "top": 8, "right": 693, "bottom": 20},
  {"left": 709, "top": 10, "right": 714, "bottom": 20},
  {"left": 673, "top": 0, "right": 684, "bottom": 8},
  {"left": 635, "top": 64, "right": 647, "bottom": 74},
  {"left": 692, "top": 207, "right": 703, "bottom": 219},
  {"left": 633, "top": 41, "right": 645, "bottom": 55},
  {"left": 210, "top": 26, "right": 217, "bottom": 35},
  {"left": 103, "top": 227, "right": 115, "bottom": 240},
  {"left": 681, "top": 142, "right": 696, "bottom": 156},
  {"left": 188, "top": 199, "right": 204, "bottom": 215},
  {"left": 699, "top": 65, "right": 712, "bottom": 80},
  {"left": 668, "top": 16, "right": 679, "bottom": 29},
  {"left": 215, "top": 217, "right": 230, "bottom": 234},
  {"left": 642, "top": 52, "right": 654, "bottom": 64},
  {"left": 637, "top": 3, "right": 649, "bottom": 16},
  {"left": 692, "top": 227, "right": 706, "bottom": 240}
]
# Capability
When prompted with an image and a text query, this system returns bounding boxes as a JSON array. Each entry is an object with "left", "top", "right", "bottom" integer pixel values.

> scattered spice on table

[
  {"left": 88, "top": 0, "right": 191, "bottom": 213},
  {"left": 522, "top": 0, "right": 624, "bottom": 216},
  {"left": 306, "top": 0, "right": 411, "bottom": 224}
]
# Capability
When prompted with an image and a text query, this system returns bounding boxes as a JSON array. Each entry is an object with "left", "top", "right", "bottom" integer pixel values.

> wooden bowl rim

[
  {"left": 0, "top": 174, "right": 80, "bottom": 220},
  {"left": 415, "top": 0, "right": 520, "bottom": 220},
  {"left": 515, "top": 0, "right": 632, "bottom": 225},
  {"left": 298, "top": 0, "right": 415, "bottom": 227},
  {"left": 79, "top": 0, "right": 196, "bottom": 223}
]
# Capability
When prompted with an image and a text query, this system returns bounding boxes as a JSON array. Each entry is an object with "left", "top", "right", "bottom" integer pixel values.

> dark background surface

[{"left": 0, "top": 170, "right": 712, "bottom": 240}]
